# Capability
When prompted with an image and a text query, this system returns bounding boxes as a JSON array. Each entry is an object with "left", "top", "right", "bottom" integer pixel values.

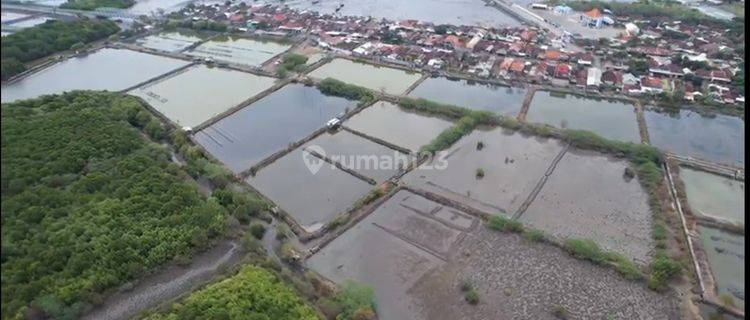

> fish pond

[
  {"left": 308, "top": 59, "right": 422, "bottom": 95},
  {"left": 135, "top": 32, "right": 204, "bottom": 53},
  {"left": 645, "top": 108, "right": 744, "bottom": 167},
  {"left": 698, "top": 226, "right": 745, "bottom": 309},
  {"left": 520, "top": 149, "right": 654, "bottom": 264},
  {"left": 130, "top": 65, "right": 276, "bottom": 129},
  {"left": 194, "top": 83, "right": 353, "bottom": 173},
  {"left": 1, "top": 48, "right": 190, "bottom": 103},
  {"left": 680, "top": 167, "right": 744, "bottom": 225},
  {"left": 526, "top": 91, "right": 641, "bottom": 143},
  {"left": 307, "top": 189, "right": 476, "bottom": 320},
  {"left": 247, "top": 148, "right": 373, "bottom": 232},
  {"left": 403, "top": 127, "right": 565, "bottom": 215},
  {"left": 408, "top": 77, "right": 526, "bottom": 115},
  {"left": 186, "top": 36, "right": 290, "bottom": 67},
  {"left": 302, "top": 130, "right": 413, "bottom": 183},
  {"left": 344, "top": 101, "right": 454, "bottom": 152},
  {"left": 275, "top": 0, "right": 522, "bottom": 27}
]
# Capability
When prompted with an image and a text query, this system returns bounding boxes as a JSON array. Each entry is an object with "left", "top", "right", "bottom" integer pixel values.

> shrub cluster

[
  {"left": 317, "top": 78, "right": 374, "bottom": 102},
  {"left": 563, "top": 239, "right": 642, "bottom": 280}
]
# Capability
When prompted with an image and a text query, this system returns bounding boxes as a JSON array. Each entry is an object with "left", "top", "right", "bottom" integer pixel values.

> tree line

[{"left": 1, "top": 19, "right": 119, "bottom": 81}]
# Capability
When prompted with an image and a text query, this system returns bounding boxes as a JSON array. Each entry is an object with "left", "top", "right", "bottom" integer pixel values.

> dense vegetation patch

[
  {"left": 563, "top": 239, "right": 643, "bottom": 280},
  {"left": 317, "top": 78, "right": 375, "bottom": 103},
  {"left": 486, "top": 214, "right": 524, "bottom": 233},
  {"left": 144, "top": 265, "right": 320, "bottom": 320},
  {"left": 1, "top": 92, "right": 227, "bottom": 319},
  {"left": 648, "top": 251, "right": 683, "bottom": 291},
  {"left": 319, "top": 280, "right": 377, "bottom": 320},
  {"left": 276, "top": 53, "right": 309, "bottom": 77},
  {"left": 60, "top": 0, "right": 135, "bottom": 10},
  {"left": 396, "top": 98, "right": 499, "bottom": 155},
  {"left": 164, "top": 20, "right": 229, "bottom": 32},
  {"left": 1, "top": 19, "right": 120, "bottom": 80}
]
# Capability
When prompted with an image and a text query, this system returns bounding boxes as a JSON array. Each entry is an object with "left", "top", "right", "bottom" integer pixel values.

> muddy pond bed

[
  {"left": 1, "top": 48, "right": 190, "bottom": 103},
  {"left": 194, "top": 83, "right": 353, "bottom": 173},
  {"left": 307, "top": 190, "right": 476, "bottom": 320},
  {"left": 403, "top": 127, "right": 565, "bottom": 215},
  {"left": 130, "top": 65, "right": 276, "bottom": 129},
  {"left": 307, "top": 189, "right": 681, "bottom": 320},
  {"left": 519, "top": 149, "right": 654, "bottom": 264}
]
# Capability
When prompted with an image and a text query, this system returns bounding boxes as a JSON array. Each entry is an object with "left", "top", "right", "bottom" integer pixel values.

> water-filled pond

[
  {"left": 344, "top": 101, "right": 454, "bottom": 152},
  {"left": 302, "top": 130, "right": 413, "bottom": 183},
  {"left": 130, "top": 65, "right": 276, "bottom": 129},
  {"left": 526, "top": 91, "right": 641, "bottom": 143},
  {"left": 186, "top": 36, "right": 290, "bottom": 67},
  {"left": 270, "top": 0, "right": 521, "bottom": 27},
  {"left": 194, "top": 83, "right": 353, "bottom": 173},
  {"left": 247, "top": 148, "right": 373, "bottom": 232},
  {"left": 698, "top": 226, "right": 745, "bottom": 309},
  {"left": 680, "top": 167, "right": 744, "bottom": 225},
  {"left": 135, "top": 32, "right": 203, "bottom": 53},
  {"left": 1, "top": 48, "right": 190, "bottom": 103},
  {"left": 645, "top": 108, "right": 744, "bottom": 167},
  {"left": 308, "top": 58, "right": 422, "bottom": 95},
  {"left": 408, "top": 77, "right": 526, "bottom": 115}
]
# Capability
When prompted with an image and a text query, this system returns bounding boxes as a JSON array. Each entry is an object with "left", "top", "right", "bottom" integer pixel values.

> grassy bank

[{"left": 486, "top": 215, "right": 643, "bottom": 281}]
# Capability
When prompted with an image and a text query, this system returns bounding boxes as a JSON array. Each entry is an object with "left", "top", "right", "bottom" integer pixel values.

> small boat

[{"left": 311, "top": 0, "right": 319, "bottom": 4}]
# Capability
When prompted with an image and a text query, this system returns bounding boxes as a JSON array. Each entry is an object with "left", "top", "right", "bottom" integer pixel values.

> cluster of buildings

[{"left": 171, "top": 3, "right": 745, "bottom": 106}]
